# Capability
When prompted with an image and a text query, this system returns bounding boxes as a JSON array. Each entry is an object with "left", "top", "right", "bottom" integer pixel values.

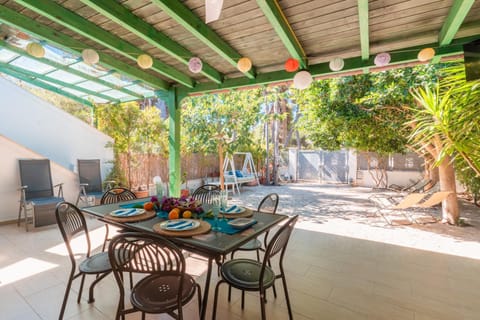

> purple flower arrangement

[{"left": 151, "top": 195, "right": 203, "bottom": 213}]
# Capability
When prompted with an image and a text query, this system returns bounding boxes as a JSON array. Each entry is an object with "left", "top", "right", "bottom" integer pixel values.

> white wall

[
  {"left": 355, "top": 170, "right": 424, "bottom": 188},
  {"left": 0, "top": 77, "right": 113, "bottom": 178}
]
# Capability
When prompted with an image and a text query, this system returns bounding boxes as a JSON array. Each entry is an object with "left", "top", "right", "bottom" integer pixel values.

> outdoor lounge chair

[
  {"left": 17, "top": 159, "right": 64, "bottom": 231},
  {"left": 76, "top": 159, "right": 115, "bottom": 207}
]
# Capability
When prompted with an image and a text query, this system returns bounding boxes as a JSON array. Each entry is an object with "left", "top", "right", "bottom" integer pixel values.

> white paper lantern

[
  {"left": 26, "top": 42, "right": 45, "bottom": 58},
  {"left": 293, "top": 70, "right": 313, "bottom": 90},
  {"left": 374, "top": 52, "right": 391, "bottom": 67},
  {"left": 82, "top": 48, "right": 99, "bottom": 65},
  {"left": 137, "top": 54, "right": 153, "bottom": 69},
  {"left": 205, "top": 0, "right": 224, "bottom": 23},
  {"left": 188, "top": 57, "right": 203, "bottom": 73},
  {"left": 329, "top": 57, "right": 344, "bottom": 71}
]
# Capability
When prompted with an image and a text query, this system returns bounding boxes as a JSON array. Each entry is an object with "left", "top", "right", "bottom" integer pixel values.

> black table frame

[{"left": 82, "top": 199, "right": 287, "bottom": 320}]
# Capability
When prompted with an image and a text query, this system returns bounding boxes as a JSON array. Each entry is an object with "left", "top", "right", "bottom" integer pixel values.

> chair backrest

[
  {"left": 417, "top": 191, "right": 453, "bottom": 208},
  {"left": 257, "top": 193, "right": 279, "bottom": 214},
  {"left": 393, "top": 193, "right": 427, "bottom": 209},
  {"left": 192, "top": 184, "right": 220, "bottom": 205},
  {"left": 78, "top": 159, "right": 102, "bottom": 193},
  {"left": 19, "top": 159, "right": 54, "bottom": 200},
  {"left": 55, "top": 202, "right": 90, "bottom": 260},
  {"left": 100, "top": 187, "right": 137, "bottom": 204}
]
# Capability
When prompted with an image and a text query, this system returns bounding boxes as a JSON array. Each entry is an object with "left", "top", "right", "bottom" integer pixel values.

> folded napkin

[
  {"left": 224, "top": 205, "right": 242, "bottom": 214},
  {"left": 112, "top": 209, "right": 138, "bottom": 217}
]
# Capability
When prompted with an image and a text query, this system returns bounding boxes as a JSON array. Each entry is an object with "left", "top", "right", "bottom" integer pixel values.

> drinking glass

[{"left": 211, "top": 196, "right": 221, "bottom": 231}]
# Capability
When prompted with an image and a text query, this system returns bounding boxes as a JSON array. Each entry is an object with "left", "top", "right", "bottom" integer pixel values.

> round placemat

[
  {"left": 104, "top": 210, "right": 156, "bottom": 223},
  {"left": 153, "top": 220, "right": 211, "bottom": 237},
  {"left": 220, "top": 207, "right": 253, "bottom": 219}
]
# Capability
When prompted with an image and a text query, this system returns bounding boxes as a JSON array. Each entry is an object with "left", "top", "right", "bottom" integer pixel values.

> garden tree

[
  {"left": 293, "top": 66, "right": 439, "bottom": 187},
  {"left": 96, "top": 102, "right": 142, "bottom": 188},
  {"left": 408, "top": 63, "right": 480, "bottom": 223},
  {"left": 182, "top": 89, "right": 263, "bottom": 189}
]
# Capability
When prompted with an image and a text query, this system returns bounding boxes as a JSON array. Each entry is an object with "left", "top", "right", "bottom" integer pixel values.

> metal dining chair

[
  {"left": 99, "top": 187, "right": 137, "bottom": 252},
  {"left": 212, "top": 215, "right": 298, "bottom": 320},
  {"left": 108, "top": 232, "right": 202, "bottom": 320},
  {"left": 191, "top": 184, "right": 220, "bottom": 205},
  {"left": 55, "top": 202, "right": 112, "bottom": 320}
]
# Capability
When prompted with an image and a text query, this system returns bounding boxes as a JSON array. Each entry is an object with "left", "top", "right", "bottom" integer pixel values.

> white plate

[
  {"left": 110, "top": 208, "right": 145, "bottom": 217},
  {"left": 159, "top": 219, "right": 200, "bottom": 231},
  {"left": 227, "top": 218, "right": 257, "bottom": 229},
  {"left": 220, "top": 205, "right": 246, "bottom": 215}
]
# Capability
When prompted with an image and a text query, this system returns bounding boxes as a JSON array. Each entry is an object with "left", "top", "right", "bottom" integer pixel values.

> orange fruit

[
  {"left": 168, "top": 208, "right": 180, "bottom": 220},
  {"left": 182, "top": 210, "right": 192, "bottom": 219},
  {"left": 143, "top": 201, "right": 154, "bottom": 211}
]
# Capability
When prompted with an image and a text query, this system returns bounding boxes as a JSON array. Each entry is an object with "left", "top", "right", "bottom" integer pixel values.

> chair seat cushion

[
  {"left": 79, "top": 252, "right": 111, "bottom": 274},
  {"left": 238, "top": 238, "right": 262, "bottom": 251},
  {"left": 131, "top": 274, "right": 197, "bottom": 313},
  {"left": 221, "top": 258, "right": 275, "bottom": 290},
  {"left": 29, "top": 197, "right": 64, "bottom": 205}
]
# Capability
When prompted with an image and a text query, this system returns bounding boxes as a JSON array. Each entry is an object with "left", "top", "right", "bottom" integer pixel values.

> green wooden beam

[
  {"left": 439, "top": 0, "right": 475, "bottom": 46},
  {"left": 0, "top": 40, "right": 143, "bottom": 100},
  {"left": 0, "top": 5, "right": 168, "bottom": 90},
  {"left": 80, "top": 0, "right": 223, "bottom": 84},
  {"left": 357, "top": 0, "right": 370, "bottom": 61},
  {"left": 0, "top": 66, "right": 94, "bottom": 107},
  {"left": 0, "top": 61, "right": 119, "bottom": 102},
  {"left": 256, "top": 0, "right": 307, "bottom": 68},
  {"left": 151, "top": 0, "right": 256, "bottom": 79},
  {"left": 14, "top": 0, "right": 194, "bottom": 88},
  {"left": 189, "top": 35, "right": 478, "bottom": 94}
]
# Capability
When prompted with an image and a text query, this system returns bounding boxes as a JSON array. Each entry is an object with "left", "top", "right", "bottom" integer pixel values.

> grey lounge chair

[
  {"left": 18, "top": 159, "right": 64, "bottom": 231},
  {"left": 76, "top": 159, "right": 115, "bottom": 206}
]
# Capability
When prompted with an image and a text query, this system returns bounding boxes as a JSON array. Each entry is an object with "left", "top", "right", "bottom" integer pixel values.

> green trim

[
  {"left": 0, "top": 61, "right": 119, "bottom": 102},
  {"left": 152, "top": 0, "right": 256, "bottom": 79},
  {"left": 14, "top": 0, "right": 194, "bottom": 88},
  {"left": 189, "top": 36, "right": 477, "bottom": 94},
  {"left": 357, "top": 0, "right": 369, "bottom": 61},
  {"left": 439, "top": 0, "right": 475, "bottom": 46},
  {"left": 256, "top": 0, "right": 307, "bottom": 68},
  {"left": 0, "top": 40, "right": 143, "bottom": 100},
  {"left": 80, "top": 0, "right": 223, "bottom": 84},
  {"left": 0, "top": 5, "right": 168, "bottom": 90},
  {"left": 0, "top": 66, "right": 94, "bottom": 106}
]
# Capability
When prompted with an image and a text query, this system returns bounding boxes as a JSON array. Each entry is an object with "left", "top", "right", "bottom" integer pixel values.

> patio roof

[{"left": 0, "top": 0, "right": 478, "bottom": 103}]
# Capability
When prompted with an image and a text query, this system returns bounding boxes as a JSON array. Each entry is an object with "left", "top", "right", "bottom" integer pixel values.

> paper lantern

[
  {"left": 293, "top": 70, "right": 313, "bottom": 90},
  {"left": 188, "top": 57, "right": 203, "bottom": 73},
  {"left": 205, "top": 0, "right": 224, "bottom": 23},
  {"left": 418, "top": 48, "right": 435, "bottom": 62},
  {"left": 285, "top": 58, "right": 300, "bottom": 72},
  {"left": 26, "top": 42, "right": 45, "bottom": 58},
  {"left": 137, "top": 54, "right": 153, "bottom": 69},
  {"left": 82, "top": 49, "right": 99, "bottom": 65},
  {"left": 237, "top": 57, "right": 252, "bottom": 73},
  {"left": 374, "top": 52, "right": 391, "bottom": 67},
  {"left": 329, "top": 57, "right": 344, "bottom": 72}
]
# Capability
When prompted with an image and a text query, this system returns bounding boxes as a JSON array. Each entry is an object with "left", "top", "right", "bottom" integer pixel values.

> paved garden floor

[{"left": 1, "top": 182, "right": 480, "bottom": 319}]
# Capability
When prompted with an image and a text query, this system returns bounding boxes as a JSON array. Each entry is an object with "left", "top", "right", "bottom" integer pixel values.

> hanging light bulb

[
  {"left": 137, "top": 54, "right": 153, "bottom": 69},
  {"left": 418, "top": 48, "right": 435, "bottom": 62},
  {"left": 26, "top": 42, "right": 45, "bottom": 58},
  {"left": 82, "top": 48, "right": 99, "bottom": 65},
  {"left": 188, "top": 57, "right": 203, "bottom": 73},
  {"left": 374, "top": 52, "right": 391, "bottom": 67},
  {"left": 329, "top": 57, "right": 344, "bottom": 71},
  {"left": 293, "top": 70, "right": 313, "bottom": 90},
  {"left": 205, "top": 0, "right": 224, "bottom": 23},
  {"left": 237, "top": 57, "right": 252, "bottom": 73}
]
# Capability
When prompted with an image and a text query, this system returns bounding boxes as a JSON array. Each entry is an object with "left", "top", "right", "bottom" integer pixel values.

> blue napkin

[
  {"left": 223, "top": 205, "right": 243, "bottom": 214},
  {"left": 203, "top": 218, "right": 257, "bottom": 235},
  {"left": 119, "top": 202, "right": 146, "bottom": 209},
  {"left": 112, "top": 209, "right": 138, "bottom": 216}
]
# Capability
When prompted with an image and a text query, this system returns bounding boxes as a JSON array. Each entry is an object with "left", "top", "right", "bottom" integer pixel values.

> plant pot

[{"left": 134, "top": 190, "right": 149, "bottom": 198}]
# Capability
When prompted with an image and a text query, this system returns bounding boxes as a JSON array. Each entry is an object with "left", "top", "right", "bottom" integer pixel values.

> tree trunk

[
  {"left": 219, "top": 144, "right": 224, "bottom": 191},
  {"left": 438, "top": 155, "right": 459, "bottom": 224}
]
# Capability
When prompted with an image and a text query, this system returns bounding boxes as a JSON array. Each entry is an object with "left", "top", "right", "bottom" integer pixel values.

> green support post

[{"left": 160, "top": 87, "right": 187, "bottom": 197}]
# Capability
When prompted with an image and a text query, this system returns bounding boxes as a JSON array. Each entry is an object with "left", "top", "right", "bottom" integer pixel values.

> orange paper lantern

[
  {"left": 237, "top": 57, "right": 252, "bottom": 73},
  {"left": 137, "top": 54, "right": 153, "bottom": 69},
  {"left": 26, "top": 42, "right": 45, "bottom": 58},
  {"left": 285, "top": 58, "right": 300, "bottom": 72},
  {"left": 418, "top": 48, "right": 435, "bottom": 62},
  {"left": 82, "top": 49, "right": 99, "bottom": 65}
]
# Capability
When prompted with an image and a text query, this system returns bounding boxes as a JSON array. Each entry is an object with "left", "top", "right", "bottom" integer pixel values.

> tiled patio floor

[{"left": 1, "top": 183, "right": 480, "bottom": 320}]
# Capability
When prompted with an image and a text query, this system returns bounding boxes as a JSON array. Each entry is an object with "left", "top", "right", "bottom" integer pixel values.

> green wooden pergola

[{"left": 0, "top": 0, "right": 479, "bottom": 195}]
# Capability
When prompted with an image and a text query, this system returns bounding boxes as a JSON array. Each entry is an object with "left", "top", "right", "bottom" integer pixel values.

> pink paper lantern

[
  {"left": 374, "top": 52, "right": 391, "bottom": 67},
  {"left": 188, "top": 57, "right": 203, "bottom": 73}
]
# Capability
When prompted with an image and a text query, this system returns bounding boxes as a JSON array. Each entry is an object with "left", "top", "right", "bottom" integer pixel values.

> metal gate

[{"left": 298, "top": 150, "right": 348, "bottom": 183}]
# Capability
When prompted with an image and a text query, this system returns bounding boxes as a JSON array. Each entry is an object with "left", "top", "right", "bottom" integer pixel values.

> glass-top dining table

[{"left": 82, "top": 198, "right": 287, "bottom": 320}]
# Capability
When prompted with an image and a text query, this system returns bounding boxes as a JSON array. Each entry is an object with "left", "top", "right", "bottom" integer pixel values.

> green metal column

[{"left": 161, "top": 87, "right": 187, "bottom": 197}]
